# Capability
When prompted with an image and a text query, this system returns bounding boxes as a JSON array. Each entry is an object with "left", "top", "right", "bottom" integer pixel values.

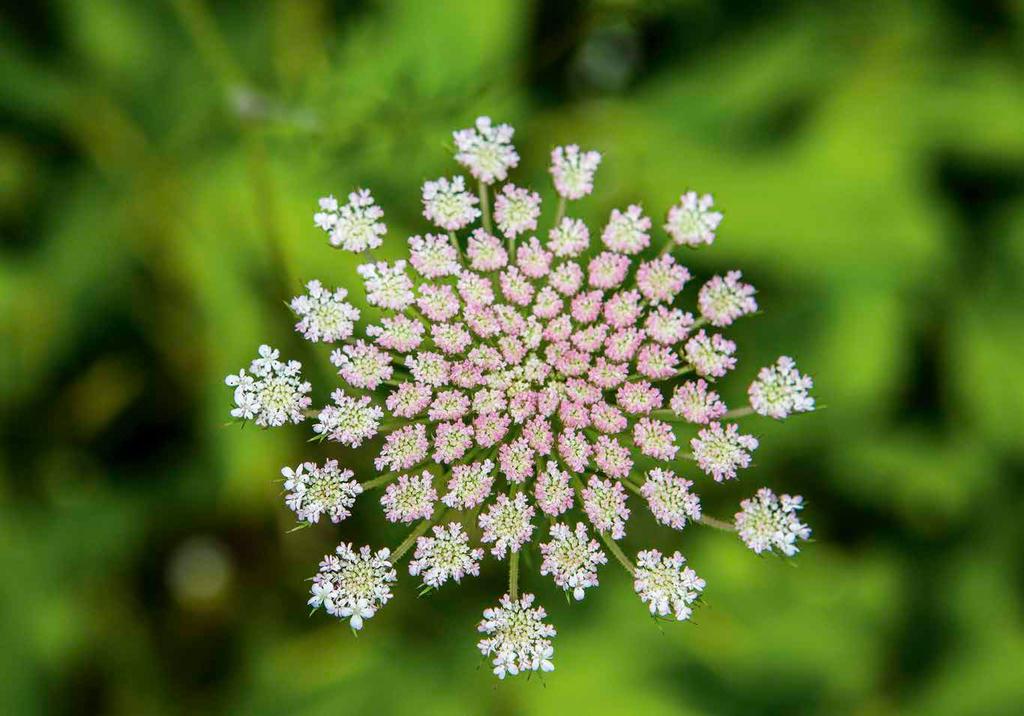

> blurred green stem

[
  {"left": 700, "top": 515, "right": 735, "bottom": 531},
  {"left": 553, "top": 195, "right": 566, "bottom": 227},
  {"left": 478, "top": 181, "right": 492, "bottom": 234},
  {"left": 509, "top": 550, "right": 519, "bottom": 599}
]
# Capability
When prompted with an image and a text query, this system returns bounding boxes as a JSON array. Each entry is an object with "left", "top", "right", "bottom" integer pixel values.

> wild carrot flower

[
  {"left": 226, "top": 116, "right": 817, "bottom": 672},
  {"left": 670, "top": 379, "right": 727, "bottom": 424},
  {"left": 409, "top": 522, "right": 484, "bottom": 587},
  {"left": 283, "top": 460, "right": 363, "bottom": 525},
  {"left": 735, "top": 488, "right": 811, "bottom": 556},
  {"left": 309, "top": 544, "right": 396, "bottom": 630},
  {"left": 640, "top": 468, "right": 700, "bottom": 530},
  {"left": 664, "top": 191, "right": 722, "bottom": 247},
  {"left": 422, "top": 177, "right": 480, "bottom": 231},
  {"left": 691, "top": 422, "right": 759, "bottom": 482},
  {"left": 454, "top": 116, "right": 519, "bottom": 185},
  {"left": 478, "top": 593, "right": 555, "bottom": 679},
  {"left": 540, "top": 522, "right": 607, "bottom": 600},
  {"left": 224, "top": 344, "right": 311, "bottom": 427},
  {"left": 634, "top": 549, "right": 705, "bottom": 621},
  {"left": 698, "top": 271, "right": 757, "bottom": 327},
  {"left": 550, "top": 145, "right": 601, "bottom": 200},
  {"left": 290, "top": 280, "right": 360, "bottom": 343},
  {"left": 315, "top": 189, "right": 386, "bottom": 252},
  {"left": 749, "top": 356, "right": 815, "bottom": 419}
]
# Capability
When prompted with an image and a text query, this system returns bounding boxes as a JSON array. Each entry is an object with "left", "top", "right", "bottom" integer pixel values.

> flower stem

[
  {"left": 392, "top": 513, "right": 440, "bottom": 562},
  {"left": 360, "top": 472, "right": 398, "bottom": 491},
  {"left": 509, "top": 549, "right": 520, "bottom": 599},
  {"left": 724, "top": 406, "right": 755, "bottom": 420},
  {"left": 553, "top": 195, "right": 567, "bottom": 227},
  {"left": 599, "top": 531, "right": 635, "bottom": 575},
  {"left": 478, "top": 181, "right": 492, "bottom": 234},
  {"left": 620, "top": 476, "right": 644, "bottom": 498},
  {"left": 699, "top": 514, "right": 736, "bottom": 531}
]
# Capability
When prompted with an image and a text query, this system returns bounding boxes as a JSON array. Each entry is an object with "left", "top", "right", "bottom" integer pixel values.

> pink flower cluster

[{"left": 226, "top": 116, "right": 817, "bottom": 676}]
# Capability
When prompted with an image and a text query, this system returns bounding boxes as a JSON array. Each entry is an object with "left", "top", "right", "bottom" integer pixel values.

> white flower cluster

[
  {"left": 634, "top": 549, "right": 706, "bottom": 622},
  {"left": 749, "top": 356, "right": 815, "bottom": 419},
  {"left": 409, "top": 522, "right": 484, "bottom": 588},
  {"left": 290, "top": 280, "right": 360, "bottom": 343},
  {"left": 314, "top": 189, "right": 386, "bottom": 252},
  {"left": 308, "top": 543, "right": 397, "bottom": 630},
  {"left": 735, "top": 488, "right": 811, "bottom": 556},
  {"left": 224, "top": 344, "right": 311, "bottom": 427},
  {"left": 477, "top": 593, "right": 556, "bottom": 679},
  {"left": 283, "top": 459, "right": 363, "bottom": 525}
]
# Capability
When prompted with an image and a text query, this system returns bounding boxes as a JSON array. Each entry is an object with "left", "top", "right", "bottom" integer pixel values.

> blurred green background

[{"left": 2, "top": 1, "right": 1023, "bottom": 714}]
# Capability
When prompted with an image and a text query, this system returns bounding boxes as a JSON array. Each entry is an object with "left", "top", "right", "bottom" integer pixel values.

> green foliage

[{"left": 1, "top": 1, "right": 1022, "bottom": 713}]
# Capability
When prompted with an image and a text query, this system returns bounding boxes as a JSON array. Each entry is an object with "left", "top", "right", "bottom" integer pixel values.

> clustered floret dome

[{"left": 225, "top": 116, "right": 817, "bottom": 678}]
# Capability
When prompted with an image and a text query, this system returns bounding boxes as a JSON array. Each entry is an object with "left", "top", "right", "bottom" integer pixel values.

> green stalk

[{"left": 509, "top": 550, "right": 520, "bottom": 599}]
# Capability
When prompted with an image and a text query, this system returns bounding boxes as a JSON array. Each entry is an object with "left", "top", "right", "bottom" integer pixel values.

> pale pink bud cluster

[
  {"left": 550, "top": 145, "right": 601, "bottom": 200},
  {"left": 664, "top": 191, "right": 722, "bottom": 246}
]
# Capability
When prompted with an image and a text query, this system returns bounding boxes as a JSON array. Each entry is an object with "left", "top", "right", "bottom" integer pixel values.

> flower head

[
  {"left": 442, "top": 459, "right": 496, "bottom": 509},
  {"left": 582, "top": 476, "right": 630, "bottom": 539},
  {"left": 290, "top": 280, "right": 360, "bottom": 343},
  {"left": 736, "top": 488, "right": 811, "bottom": 556},
  {"left": 309, "top": 543, "right": 396, "bottom": 630},
  {"left": 634, "top": 549, "right": 705, "bottom": 621},
  {"left": 283, "top": 459, "right": 363, "bottom": 524},
  {"left": 409, "top": 522, "right": 484, "bottom": 587},
  {"left": 315, "top": 189, "right": 386, "bottom": 252},
  {"left": 494, "top": 184, "right": 541, "bottom": 239},
  {"left": 357, "top": 260, "right": 415, "bottom": 310},
  {"left": 534, "top": 462, "right": 574, "bottom": 516},
  {"left": 314, "top": 390, "right": 383, "bottom": 447},
  {"left": 540, "top": 523, "right": 607, "bottom": 600},
  {"left": 670, "top": 379, "right": 727, "bottom": 424},
  {"left": 749, "top": 356, "right": 815, "bottom": 419},
  {"left": 422, "top": 177, "right": 481, "bottom": 231},
  {"left": 601, "top": 205, "right": 651, "bottom": 254},
  {"left": 408, "top": 233, "right": 461, "bottom": 278},
  {"left": 479, "top": 493, "right": 536, "bottom": 558},
  {"left": 698, "top": 271, "right": 757, "bottom": 326},
  {"left": 331, "top": 340, "right": 394, "bottom": 390},
  {"left": 225, "top": 345, "right": 312, "bottom": 427},
  {"left": 691, "top": 422, "right": 759, "bottom": 482},
  {"left": 230, "top": 117, "right": 817, "bottom": 676},
  {"left": 550, "top": 145, "right": 601, "bottom": 200},
  {"left": 454, "top": 116, "right": 519, "bottom": 184},
  {"left": 380, "top": 471, "right": 437, "bottom": 523},
  {"left": 547, "top": 217, "right": 590, "bottom": 257},
  {"left": 640, "top": 468, "right": 701, "bottom": 530},
  {"left": 664, "top": 191, "right": 722, "bottom": 247},
  {"left": 477, "top": 593, "right": 555, "bottom": 679},
  {"left": 684, "top": 330, "right": 737, "bottom": 379}
]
